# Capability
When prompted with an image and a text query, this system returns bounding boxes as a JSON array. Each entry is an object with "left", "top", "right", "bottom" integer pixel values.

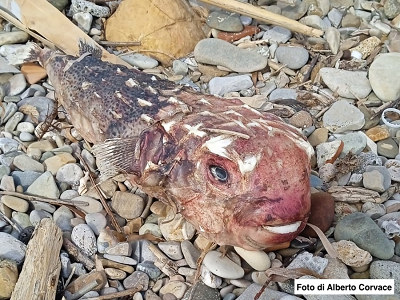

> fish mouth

[{"left": 262, "top": 221, "right": 302, "bottom": 234}]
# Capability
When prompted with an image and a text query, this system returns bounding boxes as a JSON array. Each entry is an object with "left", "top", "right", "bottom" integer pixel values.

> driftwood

[
  {"left": 63, "top": 238, "right": 96, "bottom": 271},
  {"left": 11, "top": 219, "right": 63, "bottom": 300},
  {"left": 327, "top": 186, "right": 382, "bottom": 203},
  {"left": 200, "top": 0, "right": 324, "bottom": 37},
  {"left": 0, "top": 0, "right": 131, "bottom": 67}
]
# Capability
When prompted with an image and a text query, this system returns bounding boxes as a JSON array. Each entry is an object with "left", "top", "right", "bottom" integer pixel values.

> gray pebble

[
  {"left": 5, "top": 111, "right": 23, "bottom": 132},
  {"left": 56, "top": 163, "right": 83, "bottom": 185},
  {"left": 181, "top": 240, "right": 201, "bottom": 269},
  {"left": 262, "top": 26, "right": 292, "bottom": 43},
  {"left": 334, "top": 212, "right": 394, "bottom": 259},
  {"left": 136, "top": 261, "right": 162, "bottom": 280},
  {"left": 0, "top": 137, "right": 19, "bottom": 153},
  {"left": 206, "top": 11, "right": 243, "bottom": 32},
  {"left": 26, "top": 171, "right": 60, "bottom": 199},
  {"left": 336, "top": 132, "right": 367, "bottom": 157},
  {"left": 11, "top": 170, "right": 42, "bottom": 190},
  {"left": 123, "top": 271, "right": 149, "bottom": 290},
  {"left": 194, "top": 38, "right": 268, "bottom": 73},
  {"left": 172, "top": 60, "right": 189, "bottom": 76},
  {"left": 2, "top": 103, "right": 18, "bottom": 124},
  {"left": 71, "top": 224, "right": 97, "bottom": 256},
  {"left": 269, "top": 88, "right": 297, "bottom": 101},
  {"left": 377, "top": 138, "right": 399, "bottom": 158},
  {"left": 17, "top": 97, "right": 56, "bottom": 123},
  {"left": 7, "top": 73, "right": 27, "bottom": 96},
  {"left": 19, "top": 131, "right": 36, "bottom": 142},
  {"left": 53, "top": 206, "right": 74, "bottom": 232},
  {"left": 85, "top": 212, "right": 107, "bottom": 235},
  {"left": 11, "top": 212, "right": 32, "bottom": 229},
  {"left": 13, "top": 154, "right": 44, "bottom": 172},
  {"left": 0, "top": 31, "right": 29, "bottom": 46},
  {"left": 60, "top": 253, "right": 72, "bottom": 278},
  {"left": 275, "top": 46, "right": 309, "bottom": 69},
  {"left": 132, "top": 240, "right": 158, "bottom": 263},
  {"left": 29, "top": 209, "right": 53, "bottom": 226},
  {"left": 209, "top": 75, "right": 253, "bottom": 96},
  {"left": 70, "top": 0, "right": 110, "bottom": 17},
  {"left": 365, "top": 165, "right": 391, "bottom": 191},
  {"left": 158, "top": 241, "right": 183, "bottom": 260},
  {"left": 0, "top": 232, "right": 27, "bottom": 264},
  {"left": 120, "top": 53, "right": 159, "bottom": 69}
]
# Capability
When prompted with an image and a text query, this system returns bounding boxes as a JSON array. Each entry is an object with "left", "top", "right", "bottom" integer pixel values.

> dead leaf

[{"left": 19, "top": 104, "right": 39, "bottom": 124}]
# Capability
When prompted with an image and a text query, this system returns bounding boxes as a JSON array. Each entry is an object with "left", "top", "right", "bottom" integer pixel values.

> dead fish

[{"left": 23, "top": 41, "right": 314, "bottom": 250}]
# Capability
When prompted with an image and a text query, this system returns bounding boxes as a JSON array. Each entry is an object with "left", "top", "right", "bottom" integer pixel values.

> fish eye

[{"left": 209, "top": 165, "right": 228, "bottom": 183}]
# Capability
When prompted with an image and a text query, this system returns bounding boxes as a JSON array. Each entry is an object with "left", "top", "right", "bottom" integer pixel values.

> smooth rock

[
  {"left": 53, "top": 205, "right": 74, "bottom": 231},
  {"left": 160, "top": 281, "right": 187, "bottom": 299},
  {"left": 56, "top": 163, "right": 83, "bottom": 185},
  {"left": 4, "top": 111, "right": 23, "bottom": 132},
  {"left": 0, "top": 138, "right": 19, "bottom": 153},
  {"left": 1, "top": 195, "right": 29, "bottom": 212},
  {"left": 206, "top": 11, "right": 243, "bottom": 32},
  {"left": 203, "top": 250, "right": 244, "bottom": 279},
  {"left": 361, "top": 202, "right": 386, "bottom": 220},
  {"left": 236, "top": 284, "right": 302, "bottom": 300},
  {"left": 73, "top": 196, "right": 103, "bottom": 214},
  {"left": 120, "top": 53, "right": 159, "bottom": 70},
  {"left": 200, "top": 265, "right": 222, "bottom": 288},
  {"left": 269, "top": 88, "right": 297, "bottom": 101},
  {"left": 0, "top": 232, "right": 27, "bottom": 264},
  {"left": 139, "top": 223, "right": 163, "bottom": 238},
  {"left": 301, "top": 192, "right": 335, "bottom": 237},
  {"left": 208, "top": 75, "right": 253, "bottom": 96},
  {"left": 194, "top": 38, "right": 268, "bottom": 73},
  {"left": 300, "top": 15, "right": 329, "bottom": 30},
  {"left": 308, "top": 128, "right": 328, "bottom": 146},
  {"left": 377, "top": 138, "right": 399, "bottom": 158},
  {"left": 158, "top": 241, "right": 183, "bottom": 260},
  {"left": 29, "top": 209, "right": 53, "bottom": 226},
  {"left": 159, "top": 208, "right": 196, "bottom": 241},
  {"left": 6, "top": 73, "right": 27, "bottom": 97},
  {"left": 262, "top": 26, "right": 292, "bottom": 43},
  {"left": 369, "top": 53, "right": 400, "bottom": 102},
  {"left": 104, "top": 254, "right": 137, "bottom": 266},
  {"left": 123, "top": 271, "right": 149, "bottom": 290},
  {"left": 19, "top": 132, "right": 36, "bottom": 142},
  {"left": 172, "top": 60, "right": 188, "bottom": 76},
  {"left": 85, "top": 212, "right": 107, "bottom": 235},
  {"left": 43, "top": 153, "right": 76, "bottom": 175},
  {"left": 325, "top": 27, "right": 341, "bottom": 54},
  {"left": 13, "top": 154, "right": 44, "bottom": 172},
  {"left": 336, "top": 131, "right": 367, "bottom": 157},
  {"left": 26, "top": 171, "right": 60, "bottom": 199},
  {"left": 234, "top": 247, "right": 271, "bottom": 271},
  {"left": 334, "top": 212, "right": 394, "bottom": 259},
  {"left": 281, "top": 1, "right": 308, "bottom": 20},
  {"left": 181, "top": 240, "right": 201, "bottom": 269},
  {"left": 320, "top": 68, "right": 371, "bottom": 99},
  {"left": 11, "top": 211, "right": 32, "bottom": 229},
  {"left": 71, "top": 224, "right": 97, "bottom": 256},
  {"left": 112, "top": 191, "right": 145, "bottom": 220},
  {"left": 106, "top": 242, "right": 132, "bottom": 256},
  {"left": 97, "top": 229, "right": 119, "bottom": 253},
  {"left": 0, "top": 31, "right": 29, "bottom": 46},
  {"left": 275, "top": 46, "right": 309, "bottom": 69},
  {"left": 328, "top": 8, "right": 343, "bottom": 27},
  {"left": 364, "top": 165, "right": 391, "bottom": 191},
  {"left": 323, "top": 100, "right": 365, "bottom": 133}
]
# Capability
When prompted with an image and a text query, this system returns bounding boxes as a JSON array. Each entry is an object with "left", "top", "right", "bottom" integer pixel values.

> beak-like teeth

[{"left": 262, "top": 221, "right": 302, "bottom": 234}]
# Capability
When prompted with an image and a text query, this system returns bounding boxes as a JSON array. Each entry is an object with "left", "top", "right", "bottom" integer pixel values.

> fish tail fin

[
  {"left": 4, "top": 42, "right": 43, "bottom": 66},
  {"left": 78, "top": 39, "right": 102, "bottom": 59},
  {"left": 92, "top": 138, "right": 138, "bottom": 180}
]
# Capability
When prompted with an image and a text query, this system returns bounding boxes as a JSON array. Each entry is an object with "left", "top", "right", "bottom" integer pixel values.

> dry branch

[{"left": 11, "top": 219, "right": 63, "bottom": 300}]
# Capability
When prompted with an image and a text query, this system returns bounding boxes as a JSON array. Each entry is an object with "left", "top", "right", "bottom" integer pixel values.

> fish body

[{"left": 30, "top": 44, "right": 313, "bottom": 250}]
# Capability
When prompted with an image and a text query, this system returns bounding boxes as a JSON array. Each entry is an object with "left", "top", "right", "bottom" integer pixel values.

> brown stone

[
  {"left": 198, "top": 63, "right": 230, "bottom": 77},
  {"left": 217, "top": 25, "right": 260, "bottom": 43},
  {"left": 301, "top": 192, "right": 335, "bottom": 237},
  {"left": 289, "top": 110, "right": 313, "bottom": 128},
  {"left": 365, "top": 125, "right": 391, "bottom": 142},
  {"left": 105, "top": 0, "right": 205, "bottom": 65},
  {"left": 308, "top": 128, "right": 328, "bottom": 147},
  {"left": 21, "top": 63, "right": 47, "bottom": 84}
]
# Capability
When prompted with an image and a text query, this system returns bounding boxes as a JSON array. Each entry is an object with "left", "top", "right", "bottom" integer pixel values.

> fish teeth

[{"left": 262, "top": 221, "right": 302, "bottom": 234}]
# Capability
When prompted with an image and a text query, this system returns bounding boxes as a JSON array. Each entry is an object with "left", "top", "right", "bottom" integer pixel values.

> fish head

[{"left": 161, "top": 109, "right": 314, "bottom": 250}]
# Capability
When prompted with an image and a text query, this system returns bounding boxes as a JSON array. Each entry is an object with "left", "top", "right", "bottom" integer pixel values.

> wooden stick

[
  {"left": 11, "top": 219, "right": 63, "bottom": 300},
  {"left": 200, "top": 0, "right": 324, "bottom": 37}
]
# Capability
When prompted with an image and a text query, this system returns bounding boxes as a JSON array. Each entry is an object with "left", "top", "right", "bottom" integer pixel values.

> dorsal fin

[{"left": 78, "top": 40, "right": 102, "bottom": 59}]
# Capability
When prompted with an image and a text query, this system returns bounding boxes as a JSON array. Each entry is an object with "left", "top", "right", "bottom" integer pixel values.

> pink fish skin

[{"left": 30, "top": 43, "right": 313, "bottom": 250}]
